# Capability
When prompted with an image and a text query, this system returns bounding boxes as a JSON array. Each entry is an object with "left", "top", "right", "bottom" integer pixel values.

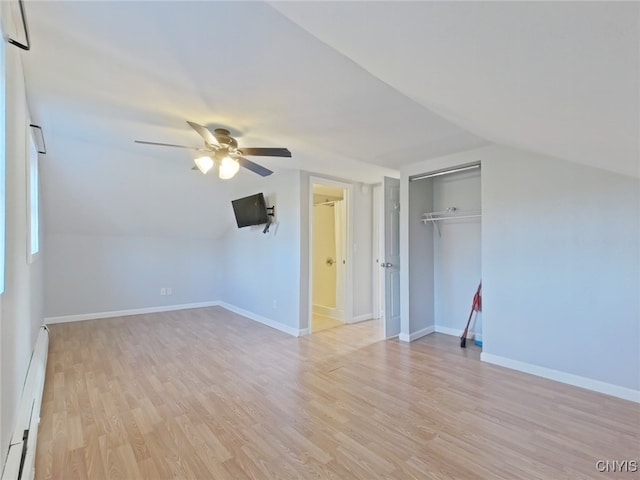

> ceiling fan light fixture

[
  {"left": 136, "top": 121, "right": 287, "bottom": 178},
  {"left": 219, "top": 156, "right": 240, "bottom": 179},
  {"left": 194, "top": 155, "right": 214, "bottom": 174}
]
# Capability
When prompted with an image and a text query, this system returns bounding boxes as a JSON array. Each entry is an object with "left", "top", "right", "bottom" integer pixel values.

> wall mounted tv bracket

[{"left": 263, "top": 206, "right": 275, "bottom": 234}]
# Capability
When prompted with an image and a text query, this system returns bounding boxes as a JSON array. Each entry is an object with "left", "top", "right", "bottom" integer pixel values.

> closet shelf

[
  {"left": 421, "top": 209, "right": 482, "bottom": 224},
  {"left": 422, "top": 208, "right": 481, "bottom": 236}
]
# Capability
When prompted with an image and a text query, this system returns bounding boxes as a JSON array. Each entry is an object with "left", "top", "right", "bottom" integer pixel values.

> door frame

[
  {"left": 308, "top": 176, "right": 354, "bottom": 333},
  {"left": 400, "top": 161, "right": 481, "bottom": 341},
  {"left": 372, "top": 183, "right": 384, "bottom": 327}
]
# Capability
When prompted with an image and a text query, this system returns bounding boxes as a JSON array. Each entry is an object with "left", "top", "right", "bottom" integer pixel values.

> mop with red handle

[{"left": 460, "top": 282, "right": 482, "bottom": 348}]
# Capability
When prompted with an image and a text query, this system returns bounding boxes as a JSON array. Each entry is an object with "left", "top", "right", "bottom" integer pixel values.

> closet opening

[{"left": 408, "top": 163, "right": 483, "bottom": 351}]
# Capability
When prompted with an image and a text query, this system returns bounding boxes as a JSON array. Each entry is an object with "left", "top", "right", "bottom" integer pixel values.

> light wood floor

[
  {"left": 311, "top": 313, "right": 345, "bottom": 333},
  {"left": 36, "top": 307, "right": 638, "bottom": 479}
]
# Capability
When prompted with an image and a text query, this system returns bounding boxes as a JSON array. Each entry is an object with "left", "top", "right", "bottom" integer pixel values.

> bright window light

[
  {"left": 0, "top": 27, "right": 5, "bottom": 292},
  {"left": 27, "top": 131, "right": 39, "bottom": 262}
]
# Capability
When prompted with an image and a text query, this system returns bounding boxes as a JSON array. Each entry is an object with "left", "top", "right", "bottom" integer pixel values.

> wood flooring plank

[
  {"left": 136, "top": 457, "right": 162, "bottom": 480},
  {"left": 62, "top": 447, "right": 89, "bottom": 480},
  {"left": 83, "top": 425, "right": 107, "bottom": 480}
]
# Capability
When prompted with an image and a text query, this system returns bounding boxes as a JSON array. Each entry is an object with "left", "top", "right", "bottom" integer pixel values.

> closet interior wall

[
  {"left": 432, "top": 169, "right": 482, "bottom": 337},
  {"left": 408, "top": 178, "right": 435, "bottom": 333}
]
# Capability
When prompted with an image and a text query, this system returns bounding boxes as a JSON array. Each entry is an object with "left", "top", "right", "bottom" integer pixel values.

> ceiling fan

[{"left": 135, "top": 121, "right": 292, "bottom": 179}]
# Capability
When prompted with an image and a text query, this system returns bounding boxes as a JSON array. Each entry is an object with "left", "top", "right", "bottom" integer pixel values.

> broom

[{"left": 460, "top": 282, "right": 482, "bottom": 348}]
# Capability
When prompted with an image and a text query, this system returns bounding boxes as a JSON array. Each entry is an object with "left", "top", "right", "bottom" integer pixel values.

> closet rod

[
  {"left": 422, "top": 208, "right": 481, "bottom": 217},
  {"left": 410, "top": 163, "right": 479, "bottom": 182},
  {"left": 421, "top": 214, "right": 481, "bottom": 224}
]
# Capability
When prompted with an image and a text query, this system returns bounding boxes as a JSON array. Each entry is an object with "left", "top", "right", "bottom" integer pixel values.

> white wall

[
  {"left": 42, "top": 168, "right": 376, "bottom": 337},
  {"left": 45, "top": 234, "right": 221, "bottom": 318},
  {"left": 1, "top": 8, "right": 46, "bottom": 462},
  {"left": 220, "top": 170, "right": 302, "bottom": 332},
  {"left": 351, "top": 184, "right": 373, "bottom": 319},
  {"left": 401, "top": 144, "right": 640, "bottom": 399},
  {"left": 433, "top": 170, "right": 481, "bottom": 332},
  {"left": 482, "top": 149, "right": 639, "bottom": 394}
]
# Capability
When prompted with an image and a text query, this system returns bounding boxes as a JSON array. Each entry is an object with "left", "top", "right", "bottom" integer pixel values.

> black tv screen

[{"left": 231, "top": 193, "right": 269, "bottom": 228}]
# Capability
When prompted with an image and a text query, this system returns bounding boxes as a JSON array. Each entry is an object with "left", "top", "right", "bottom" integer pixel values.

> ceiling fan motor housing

[
  {"left": 214, "top": 128, "right": 238, "bottom": 149},
  {"left": 214, "top": 149, "right": 234, "bottom": 160}
]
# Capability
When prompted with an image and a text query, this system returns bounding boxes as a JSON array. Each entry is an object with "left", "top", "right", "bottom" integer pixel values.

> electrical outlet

[
  {"left": 160, "top": 288, "right": 166, "bottom": 296},
  {"left": 167, "top": 287, "right": 172, "bottom": 295}
]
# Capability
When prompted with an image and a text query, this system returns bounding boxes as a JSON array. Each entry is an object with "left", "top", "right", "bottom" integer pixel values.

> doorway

[{"left": 309, "top": 179, "right": 351, "bottom": 333}]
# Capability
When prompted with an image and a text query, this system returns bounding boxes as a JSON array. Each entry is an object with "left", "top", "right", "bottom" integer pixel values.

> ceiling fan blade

[
  {"left": 187, "top": 121, "right": 219, "bottom": 147},
  {"left": 135, "top": 140, "right": 204, "bottom": 150},
  {"left": 239, "top": 147, "right": 292, "bottom": 158},
  {"left": 236, "top": 157, "right": 273, "bottom": 177}
]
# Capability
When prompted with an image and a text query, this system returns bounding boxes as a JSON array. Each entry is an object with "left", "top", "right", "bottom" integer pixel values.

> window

[
  {"left": 0, "top": 26, "right": 6, "bottom": 292},
  {"left": 27, "top": 130, "right": 39, "bottom": 262}
]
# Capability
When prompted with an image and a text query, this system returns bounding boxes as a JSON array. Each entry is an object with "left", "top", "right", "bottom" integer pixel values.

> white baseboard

[
  {"left": 435, "top": 325, "right": 463, "bottom": 337},
  {"left": 219, "top": 302, "right": 305, "bottom": 337},
  {"left": 312, "top": 304, "right": 343, "bottom": 321},
  {"left": 44, "top": 301, "right": 222, "bottom": 324},
  {"left": 399, "top": 325, "right": 435, "bottom": 342},
  {"left": 481, "top": 352, "right": 640, "bottom": 404},
  {"left": 43, "top": 301, "right": 305, "bottom": 338},
  {"left": 313, "top": 304, "right": 334, "bottom": 316},
  {"left": 350, "top": 313, "right": 373, "bottom": 324},
  {"left": 435, "top": 325, "right": 475, "bottom": 339}
]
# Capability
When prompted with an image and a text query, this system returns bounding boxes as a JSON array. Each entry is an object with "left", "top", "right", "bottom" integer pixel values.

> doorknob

[{"left": 381, "top": 262, "right": 393, "bottom": 268}]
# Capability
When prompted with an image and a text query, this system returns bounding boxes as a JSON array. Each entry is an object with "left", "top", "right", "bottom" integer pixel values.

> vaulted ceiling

[
  {"left": 272, "top": 1, "right": 639, "bottom": 178},
  {"left": 8, "top": 1, "right": 638, "bottom": 238}
]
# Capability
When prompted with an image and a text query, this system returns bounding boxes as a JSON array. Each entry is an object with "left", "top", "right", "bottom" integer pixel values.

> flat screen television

[{"left": 231, "top": 193, "right": 269, "bottom": 228}]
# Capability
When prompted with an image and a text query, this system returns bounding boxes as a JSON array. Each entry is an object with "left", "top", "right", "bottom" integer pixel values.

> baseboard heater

[{"left": 1, "top": 326, "right": 49, "bottom": 480}]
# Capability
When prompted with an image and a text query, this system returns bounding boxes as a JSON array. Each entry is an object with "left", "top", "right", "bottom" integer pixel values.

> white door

[{"left": 382, "top": 177, "right": 401, "bottom": 338}]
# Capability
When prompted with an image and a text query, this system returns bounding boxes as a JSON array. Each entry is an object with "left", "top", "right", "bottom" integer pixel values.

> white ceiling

[
  {"left": 13, "top": 1, "right": 639, "bottom": 238},
  {"left": 272, "top": 1, "right": 639, "bottom": 177}
]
